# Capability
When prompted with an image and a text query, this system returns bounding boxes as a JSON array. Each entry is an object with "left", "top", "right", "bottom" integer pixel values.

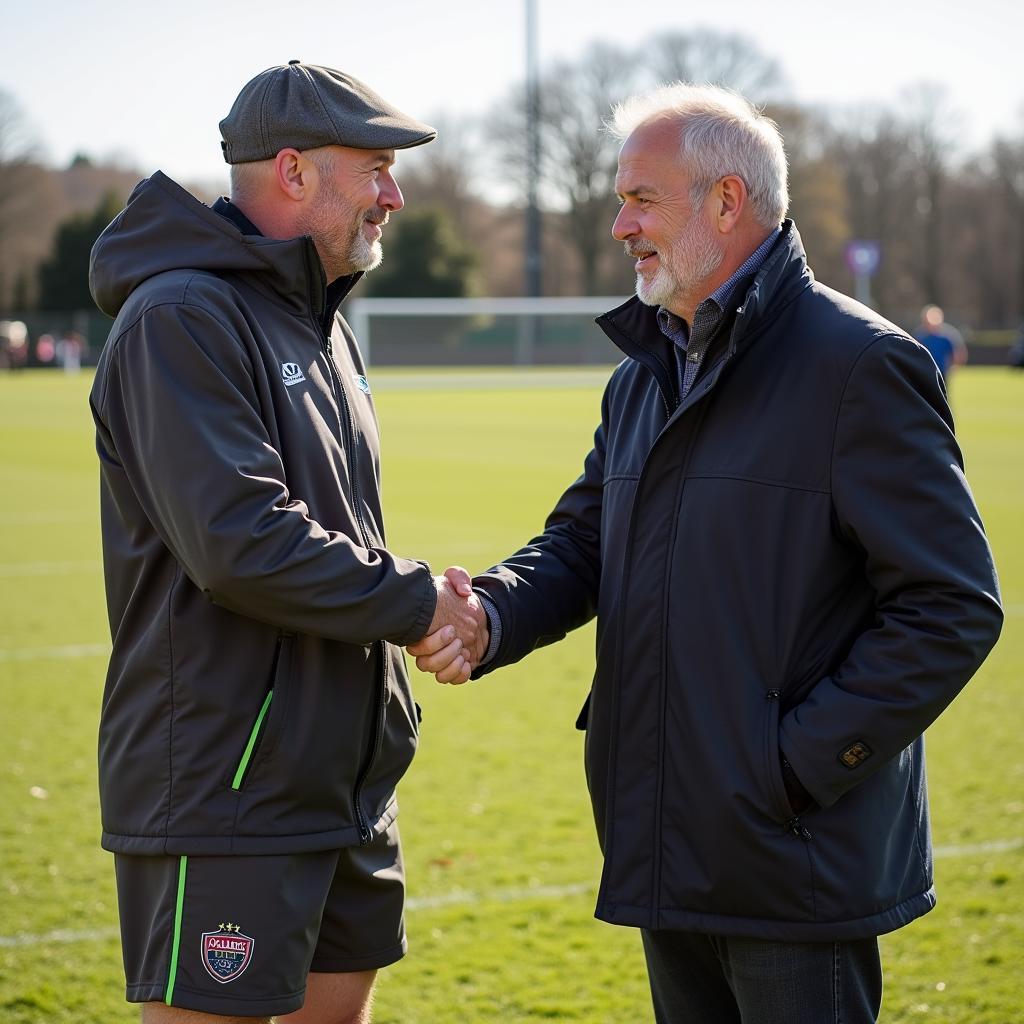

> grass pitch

[{"left": 0, "top": 366, "right": 1020, "bottom": 1023}]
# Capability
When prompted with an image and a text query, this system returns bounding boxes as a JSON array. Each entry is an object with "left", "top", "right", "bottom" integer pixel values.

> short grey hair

[
  {"left": 229, "top": 147, "right": 337, "bottom": 202},
  {"left": 228, "top": 159, "right": 271, "bottom": 203},
  {"left": 608, "top": 82, "right": 788, "bottom": 228}
]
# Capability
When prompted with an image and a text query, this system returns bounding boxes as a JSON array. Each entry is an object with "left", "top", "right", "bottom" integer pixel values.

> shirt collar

[
  {"left": 212, "top": 196, "right": 263, "bottom": 236},
  {"left": 657, "top": 225, "right": 782, "bottom": 338}
]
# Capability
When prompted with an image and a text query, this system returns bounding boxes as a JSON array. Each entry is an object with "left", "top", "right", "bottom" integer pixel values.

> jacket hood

[{"left": 89, "top": 171, "right": 329, "bottom": 318}]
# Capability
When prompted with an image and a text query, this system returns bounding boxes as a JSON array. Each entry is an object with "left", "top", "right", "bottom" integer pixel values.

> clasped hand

[{"left": 408, "top": 566, "right": 488, "bottom": 685}]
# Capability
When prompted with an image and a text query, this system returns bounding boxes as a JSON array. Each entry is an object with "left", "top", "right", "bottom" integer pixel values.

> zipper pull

[{"left": 787, "top": 817, "right": 813, "bottom": 841}]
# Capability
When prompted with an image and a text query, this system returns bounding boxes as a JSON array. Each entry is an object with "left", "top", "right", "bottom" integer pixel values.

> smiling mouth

[{"left": 625, "top": 241, "right": 657, "bottom": 271}]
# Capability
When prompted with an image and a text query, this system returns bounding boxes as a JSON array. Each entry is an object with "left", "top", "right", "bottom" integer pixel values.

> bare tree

[
  {"left": 488, "top": 41, "right": 636, "bottom": 294},
  {"left": 822, "top": 106, "right": 924, "bottom": 317},
  {"left": 903, "top": 84, "right": 959, "bottom": 306},
  {"left": 992, "top": 132, "right": 1024, "bottom": 323},
  {"left": 771, "top": 104, "right": 850, "bottom": 284},
  {"left": 647, "top": 29, "right": 787, "bottom": 101},
  {"left": 0, "top": 90, "right": 44, "bottom": 309}
]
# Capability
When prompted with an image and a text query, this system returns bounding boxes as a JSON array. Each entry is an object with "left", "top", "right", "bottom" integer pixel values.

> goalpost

[{"left": 345, "top": 296, "right": 627, "bottom": 367}]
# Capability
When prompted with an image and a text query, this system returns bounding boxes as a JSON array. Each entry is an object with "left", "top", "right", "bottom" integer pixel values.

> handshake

[{"left": 408, "top": 566, "right": 489, "bottom": 685}]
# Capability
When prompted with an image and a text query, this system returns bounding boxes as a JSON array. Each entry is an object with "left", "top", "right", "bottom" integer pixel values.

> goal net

[{"left": 343, "top": 296, "right": 627, "bottom": 367}]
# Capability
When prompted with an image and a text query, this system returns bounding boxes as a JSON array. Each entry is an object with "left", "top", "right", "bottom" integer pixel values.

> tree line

[{"left": 2, "top": 31, "right": 1023, "bottom": 334}]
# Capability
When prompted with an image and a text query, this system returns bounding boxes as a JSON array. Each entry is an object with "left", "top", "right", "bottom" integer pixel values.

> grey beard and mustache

[
  {"left": 625, "top": 215, "right": 723, "bottom": 310},
  {"left": 301, "top": 191, "right": 390, "bottom": 279},
  {"left": 347, "top": 208, "right": 388, "bottom": 273}
]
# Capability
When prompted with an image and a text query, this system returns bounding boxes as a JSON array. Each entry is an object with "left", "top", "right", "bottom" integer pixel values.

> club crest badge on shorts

[{"left": 201, "top": 923, "right": 254, "bottom": 983}]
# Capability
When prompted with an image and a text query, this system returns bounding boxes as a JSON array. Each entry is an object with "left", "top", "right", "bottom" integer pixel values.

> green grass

[{"left": 0, "top": 366, "right": 1020, "bottom": 1023}]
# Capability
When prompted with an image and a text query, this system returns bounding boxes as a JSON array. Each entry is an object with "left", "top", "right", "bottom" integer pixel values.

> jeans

[{"left": 641, "top": 929, "right": 882, "bottom": 1024}]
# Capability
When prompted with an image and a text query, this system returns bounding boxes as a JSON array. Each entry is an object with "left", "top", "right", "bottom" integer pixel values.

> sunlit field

[{"left": 0, "top": 366, "right": 1020, "bottom": 1022}]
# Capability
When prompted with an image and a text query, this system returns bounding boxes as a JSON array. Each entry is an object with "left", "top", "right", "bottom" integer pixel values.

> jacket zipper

[
  {"left": 597, "top": 307, "right": 750, "bottom": 920},
  {"left": 767, "top": 689, "right": 814, "bottom": 841},
  {"left": 788, "top": 818, "right": 814, "bottom": 841},
  {"left": 315, "top": 317, "right": 386, "bottom": 845}
]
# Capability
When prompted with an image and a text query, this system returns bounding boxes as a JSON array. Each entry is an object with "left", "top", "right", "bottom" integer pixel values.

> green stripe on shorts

[{"left": 165, "top": 855, "right": 188, "bottom": 1005}]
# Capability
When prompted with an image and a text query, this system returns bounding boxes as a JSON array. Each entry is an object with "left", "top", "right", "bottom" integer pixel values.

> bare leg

[
  {"left": 279, "top": 971, "right": 377, "bottom": 1024},
  {"left": 141, "top": 1004, "right": 273, "bottom": 1024}
]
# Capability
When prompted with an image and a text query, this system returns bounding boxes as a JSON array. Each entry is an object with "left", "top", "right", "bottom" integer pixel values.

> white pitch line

[
  {"left": 0, "top": 511, "right": 96, "bottom": 526},
  {"left": 0, "top": 926, "right": 119, "bottom": 949},
  {"left": 373, "top": 369, "right": 613, "bottom": 392},
  {"left": 0, "top": 883, "right": 595, "bottom": 949},
  {"left": 2, "top": 839, "right": 1021, "bottom": 951},
  {"left": 0, "top": 642, "right": 109, "bottom": 662},
  {"left": 934, "top": 836, "right": 1023, "bottom": 857},
  {"left": 0, "top": 561, "right": 100, "bottom": 577},
  {"left": 406, "top": 881, "right": 592, "bottom": 912}
]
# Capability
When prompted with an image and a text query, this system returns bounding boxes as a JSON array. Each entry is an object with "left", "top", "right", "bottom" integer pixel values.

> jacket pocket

[
  {"left": 762, "top": 689, "right": 795, "bottom": 822},
  {"left": 575, "top": 691, "right": 592, "bottom": 731},
  {"left": 229, "top": 634, "right": 294, "bottom": 791}
]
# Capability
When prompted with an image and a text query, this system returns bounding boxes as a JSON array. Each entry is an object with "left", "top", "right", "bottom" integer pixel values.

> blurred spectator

[
  {"left": 914, "top": 305, "right": 967, "bottom": 380},
  {"left": 57, "top": 330, "right": 85, "bottom": 373},
  {"left": 1009, "top": 323, "right": 1024, "bottom": 369},
  {"left": 0, "top": 320, "right": 29, "bottom": 370},
  {"left": 36, "top": 334, "right": 56, "bottom": 365}
]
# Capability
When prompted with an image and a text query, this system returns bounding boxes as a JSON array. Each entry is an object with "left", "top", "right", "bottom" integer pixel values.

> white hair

[{"left": 608, "top": 82, "right": 789, "bottom": 228}]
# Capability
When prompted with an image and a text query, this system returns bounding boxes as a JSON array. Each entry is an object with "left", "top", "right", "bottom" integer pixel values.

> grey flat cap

[{"left": 219, "top": 60, "right": 436, "bottom": 164}]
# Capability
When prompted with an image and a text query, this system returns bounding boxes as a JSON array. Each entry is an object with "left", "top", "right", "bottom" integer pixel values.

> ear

[
  {"left": 273, "top": 149, "right": 311, "bottom": 202},
  {"left": 713, "top": 174, "right": 747, "bottom": 234}
]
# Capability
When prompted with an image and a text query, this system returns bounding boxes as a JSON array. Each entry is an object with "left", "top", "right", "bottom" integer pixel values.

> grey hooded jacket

[
  {"left": 89, "top": 171, "right": 436, "bottom": 856},
  {"left": 474, "top": 223, "right": 1002, "bottom": 940}
]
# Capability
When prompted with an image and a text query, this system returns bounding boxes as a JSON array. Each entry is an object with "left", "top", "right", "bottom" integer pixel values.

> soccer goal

[{"left": 344, "top": 296, "right": 627, "bottom": 367}]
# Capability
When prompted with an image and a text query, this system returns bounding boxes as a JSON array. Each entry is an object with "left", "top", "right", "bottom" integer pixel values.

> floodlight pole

[{"left": 520, "top": 0, "right": 542, "bottom": 363}]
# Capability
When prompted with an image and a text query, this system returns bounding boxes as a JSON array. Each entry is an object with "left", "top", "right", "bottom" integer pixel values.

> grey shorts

[{"left": 113, "top": 823, "right": 405, "bottom": 1017}]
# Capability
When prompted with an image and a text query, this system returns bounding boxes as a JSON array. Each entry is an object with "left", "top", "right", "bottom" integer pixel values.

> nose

[
  {"left": 380, "top": 170, "right": 404, "bottom": 213},
  {"left": 612, "top": 204, "right": 635, "bottom": 241}
]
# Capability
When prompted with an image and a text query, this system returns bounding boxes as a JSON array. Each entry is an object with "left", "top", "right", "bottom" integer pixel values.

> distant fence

[
  {"left": 0, "top": 311, "right": 110, "bottom": 369},
  {"left": 2, "top": 305, "right": 1021, "bottom": 369}
]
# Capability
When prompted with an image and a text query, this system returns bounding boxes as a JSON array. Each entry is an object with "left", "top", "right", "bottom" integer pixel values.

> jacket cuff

[
  {"left": 477, "top": 594, "right": 503, "bottom": 666},
  {"left": 396, "top": 563, "right": 436, "bottom": 646}
]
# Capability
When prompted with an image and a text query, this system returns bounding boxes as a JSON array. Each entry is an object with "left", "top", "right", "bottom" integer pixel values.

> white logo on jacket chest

[{"left": 281, "top": 362, "right": 306, "bottom": 386}]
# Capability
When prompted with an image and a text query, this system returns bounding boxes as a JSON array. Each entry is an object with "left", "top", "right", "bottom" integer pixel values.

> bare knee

[{"left": 277, "top": 969, "right": 376, "bottom": 1024}]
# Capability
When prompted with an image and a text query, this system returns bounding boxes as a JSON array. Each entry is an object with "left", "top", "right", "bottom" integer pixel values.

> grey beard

[{"left": 348, "top": 231, "right": 383, "bottom": 273}]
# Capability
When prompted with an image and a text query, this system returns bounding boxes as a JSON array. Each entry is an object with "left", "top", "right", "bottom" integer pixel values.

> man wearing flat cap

[{"left": 89, "top": 61, "right": 487, "bottom": 1023}]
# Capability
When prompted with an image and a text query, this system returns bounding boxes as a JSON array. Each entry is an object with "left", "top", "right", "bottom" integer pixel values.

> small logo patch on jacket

[
  {"left": 354, "top": 374, "right": 371, "bottom": 394},
  {"left": 201, "top": 923, "right": 254, "bottom": 984},
  {"left": 281, "top": 362, "right": 305, "bottom": 386},
  {"left": 838, "top": 741, "right": 873, "bottom": 769}
]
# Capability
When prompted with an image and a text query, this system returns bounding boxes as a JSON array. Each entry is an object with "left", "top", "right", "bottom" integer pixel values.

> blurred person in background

[
  {"left": 412, "top": 83, "right": 1002, "bottom": 1024},
  {"left": 1007, "top": 321, "right": 1024, "bottom": 368},
  {"left": 1, "top": 319, "right": 29, "bottom": 370},
  {"left": 89, "top": 61, "right": 484, "bottom": 1024},
  {"left": 57, "top": 329, "right": 85, "bottom": 373},
  {"left": 914, "top": 304, "right": 967, "bottom": 381}
]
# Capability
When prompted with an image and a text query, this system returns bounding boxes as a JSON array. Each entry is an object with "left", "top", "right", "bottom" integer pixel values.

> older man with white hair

[{"left": 411, "top": 83, "right": 1002, "bottom": 1022}]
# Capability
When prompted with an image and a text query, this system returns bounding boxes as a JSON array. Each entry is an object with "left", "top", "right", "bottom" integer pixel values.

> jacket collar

[
  {"left": 212, "top": 194, "right": 362, "bottom": 331},
  {"left": 596, "top": 220, "right": 812, "bottom": 377}
]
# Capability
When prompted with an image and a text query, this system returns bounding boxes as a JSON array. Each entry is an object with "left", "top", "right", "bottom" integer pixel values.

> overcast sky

[{"left": 3, "top": 0, "right": 1021, "bottom": 191}]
